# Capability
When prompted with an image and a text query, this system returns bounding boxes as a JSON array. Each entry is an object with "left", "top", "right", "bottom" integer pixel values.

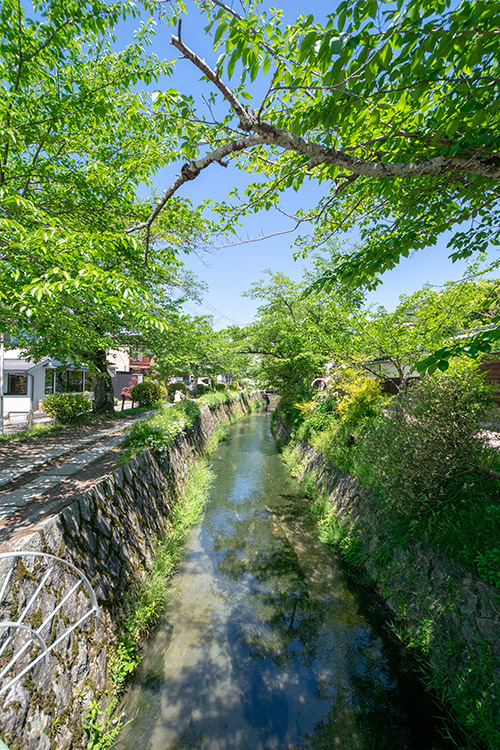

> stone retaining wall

[
  {"left": 0, "top": 394, "right": 260, "bottom": 750},
  {"left": 274, "top": 417, "right": 500, "bottom": 748}
]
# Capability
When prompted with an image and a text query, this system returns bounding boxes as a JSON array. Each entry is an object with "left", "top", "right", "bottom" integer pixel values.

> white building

[{"left": 2, "top": 348, "right": 131, "bottom": 418}]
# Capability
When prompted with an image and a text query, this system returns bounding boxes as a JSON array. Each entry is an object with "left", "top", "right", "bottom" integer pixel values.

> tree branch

[
  {"left": 253, "top": 121, "right": 500, "bottom": 179},
  {"left": 132, "top": 27, "right": 500, "bottom": 236},
  {"left": 171, "top": 29, "right": 252, "bottom": 130},
  {"left": 172, "top": 35, "right": 500, "bottom": 178},
  {"left": 125, "top": 133, "right": 264, "bottom": 235}
]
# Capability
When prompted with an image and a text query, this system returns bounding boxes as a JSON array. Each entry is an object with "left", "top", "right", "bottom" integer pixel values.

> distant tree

[
  {"left": 243, "top": 256, "right": 500, "bottom": 397},
  {"left": 241, "top": 267, "right": 364, "bottom": 401},
  {"left": 350, "top": 278, "right": 500, "bottom": 383},
  {"left": 149, "top": 315, "right": 253, "bottom": 389},
  {"left": 148, "top": 314, "right": 216, "bottom": 385}
]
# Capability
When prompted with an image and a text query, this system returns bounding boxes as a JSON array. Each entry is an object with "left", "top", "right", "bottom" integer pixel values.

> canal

[{"left": 115, "top": 410, "right": 452, "bottom": 750}]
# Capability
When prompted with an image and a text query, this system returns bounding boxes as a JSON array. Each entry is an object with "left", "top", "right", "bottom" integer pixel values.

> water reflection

[{"left": 115, "top": 414, "right": 450, "bottom": 750}]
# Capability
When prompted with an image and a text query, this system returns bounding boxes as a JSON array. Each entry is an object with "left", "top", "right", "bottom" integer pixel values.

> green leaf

[
  {"left": 214, "top": 21, "right": 227, "bottom": 45},
  {"left": 299, "top": 31, "right": 319, "bottom": 61},
  {"left": 227, "top": 51, "right": 237, "bottom": 79}
]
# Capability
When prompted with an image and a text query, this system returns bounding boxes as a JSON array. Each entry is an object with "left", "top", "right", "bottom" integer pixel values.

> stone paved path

[
  {"left": 0, "top": 413, "right": 154, "bottom": 521},
  {"left": 0, "top": 419, "right": 140, "bottom": 488}
]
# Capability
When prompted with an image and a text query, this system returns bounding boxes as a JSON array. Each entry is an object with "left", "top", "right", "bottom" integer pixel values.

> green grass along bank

[
  {"left": 0, "top": 392, "right": 265, "bottom": 750},
  {"left": 273, "top": 416, "right": 500, "bottom": 750}
]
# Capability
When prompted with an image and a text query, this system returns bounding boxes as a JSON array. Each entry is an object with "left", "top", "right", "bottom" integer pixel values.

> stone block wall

[
  {"left": 274, "top": 417, "right": 500, "bottom": 747},
  {"left": 275, "top": 419, "right": 500, "bottom": 750},
  {"left": 0, "top": 395, "right": 259, "bottom": 750}
]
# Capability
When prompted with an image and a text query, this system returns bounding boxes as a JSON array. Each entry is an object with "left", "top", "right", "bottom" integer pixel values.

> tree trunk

[{"left": 90, "top": 350, "right": 115, "bottom": 414}]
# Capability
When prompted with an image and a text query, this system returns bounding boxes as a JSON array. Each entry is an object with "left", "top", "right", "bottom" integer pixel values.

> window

[
  {"left": 67, "top": 370, "right": 84, "bottom": 393},
  {"left": 45, "top": 370, "right": 54, "bottom": 394},
  {"left": 6, "top": 373, "right": 28, "bottom": 395},
  {"left": 51, "top": 370, "right": 85, "bottom": 393}
]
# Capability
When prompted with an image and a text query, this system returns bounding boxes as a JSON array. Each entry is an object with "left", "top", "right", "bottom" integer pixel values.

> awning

[
  {"left": 44, "top": 359, "right": 88, "bottom": 371},
  {"left": 3, "top": 360, "right": 34, "bottom": 373}
]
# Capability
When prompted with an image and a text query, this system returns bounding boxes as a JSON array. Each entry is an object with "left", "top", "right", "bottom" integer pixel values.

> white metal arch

[{"left": 0, "top": 551, "right": 98, "bottom": 698}]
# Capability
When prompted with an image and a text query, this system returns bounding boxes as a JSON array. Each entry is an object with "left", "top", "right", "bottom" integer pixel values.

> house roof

[
  {"left": 42, "top": 358, "right": 89, "bottom": 371},
  {"left": 3, "top": 356, "right": 87, "bottom": 373},
  {"left": 4, "top": 357, "right": 51, "bottom": 373},
  {"left": 3, "top": 360, "right": 34, "bottom": 373}
]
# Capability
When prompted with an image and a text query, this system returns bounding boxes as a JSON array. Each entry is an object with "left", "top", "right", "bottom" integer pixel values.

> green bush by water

[
  {"left": 294, "top": 376, "right": 388, "bottom": 475},
  {"left": 352, "top": 372, "right": 500, "bottom": 584},
  {"left": 123, "top": 400, "right": 201, "bottom": 456},
  {"left": 278, "top": 367, "right": 500, "bottom": 588},
  {"left": 279, "top": 367, "right": 500, "bottom": 750},
  {"left": 355, "top": 369, "right": 493, "bottom": 516},
  {"left": 295, "top": 394, "right": 338, "bottom": 442}
]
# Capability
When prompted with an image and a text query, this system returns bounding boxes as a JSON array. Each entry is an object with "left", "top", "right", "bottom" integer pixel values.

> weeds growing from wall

[
  {"left": 281, "top": 446, "right": 368, "bottom": 572},
  {"left": 206, "top": 423, "right": 229, "bottom": 453},
  {"left": 121, "top": 399, "right": 202, "bottom": 460},
  {"left": 121, "top": 392, "right": 255, "bottom": 460},
  {"left": 279, "top": 417, "right": 500, "bottom": 750},
  {"left": 198, "top": 389, "right": 241, "bottom": 410},
  {"left": 86, "top": 459, "right": 214, "bottom": 749},
  {"left": 86, "top": 394, "right": 262, "bottom": 749}
]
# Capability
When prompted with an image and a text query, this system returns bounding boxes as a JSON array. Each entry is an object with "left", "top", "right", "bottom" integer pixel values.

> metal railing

[{"left": 0, "top": 552, "right": 98, "bottom": 698}]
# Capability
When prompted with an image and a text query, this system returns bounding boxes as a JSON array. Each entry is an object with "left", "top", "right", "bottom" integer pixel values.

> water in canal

[{"left": 115, "top": 411, "right": 452, "bottom": 750}]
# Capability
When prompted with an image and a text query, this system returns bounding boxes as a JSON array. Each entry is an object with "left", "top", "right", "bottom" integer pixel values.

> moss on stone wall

[
  {"left": 0, "top": 393, "right": 263, "bottom": 750},
  {"left": 275, "top": 416, "right": 500, "bottom": 750}
]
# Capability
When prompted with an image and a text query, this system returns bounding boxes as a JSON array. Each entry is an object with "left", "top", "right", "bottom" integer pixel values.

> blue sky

[{"left": 123, "top": 0, "right": 494, "bottom": 328}]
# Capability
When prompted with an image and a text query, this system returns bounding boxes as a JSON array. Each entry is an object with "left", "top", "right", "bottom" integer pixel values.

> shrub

[
  {"left": 295, "top": 378, "right": 387, "bottom": 470},
  {"left": 276, "top": 395, "right": 308, "bottom": 435},
  {"left": 130, "top": 380, "right": 167, "bottom": 406},
  {"left": 337, "top": 376, "right": 388, "bottom": 427},
  {"left": 312, "top": 422, "right": 355, "bottom": 472},
  {"left": 194, "top": 383, "right": 211, "bottom": 396},
  {"left": 167, "top": 382, "right": 188, "bottom": 401},
  {"left": 43, "top": 392, "right": 92, "bottom": 424},
  {"left": 356, "top": 368, "right": 494, "bottom": 516},
  {"left": 198, "top": 390, "right": 235, "bottom": 410},
  {"left": 296, "top": 394, "right": 338, "bottom": 442},
  {"left": 214, "top": 382, "right": 227, "bottom": 391},
  {"left": 124, "top": 400, "right": 201, "bottom": 454}
]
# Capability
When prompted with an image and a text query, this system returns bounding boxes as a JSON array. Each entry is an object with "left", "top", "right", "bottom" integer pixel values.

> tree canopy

[
  {"left": 133, "top": 0, "right": 499, "bottom": 361},
  {"left": 0, "top": 0, "right": 209, "bottom": 379},
  {"left": 4, "top": 0, "right": 499, "bottom": 389},
  {"left": 241, "top": 256, "right": 500, "bottom": 399}
]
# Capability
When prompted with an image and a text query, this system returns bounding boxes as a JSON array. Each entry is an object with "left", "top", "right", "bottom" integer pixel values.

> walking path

[
  {"left": 0, "top": 419, "right": 140, "bottom": 488},
  {"left": 0, "top": 412, "right": 154, "bottom": 521}
]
